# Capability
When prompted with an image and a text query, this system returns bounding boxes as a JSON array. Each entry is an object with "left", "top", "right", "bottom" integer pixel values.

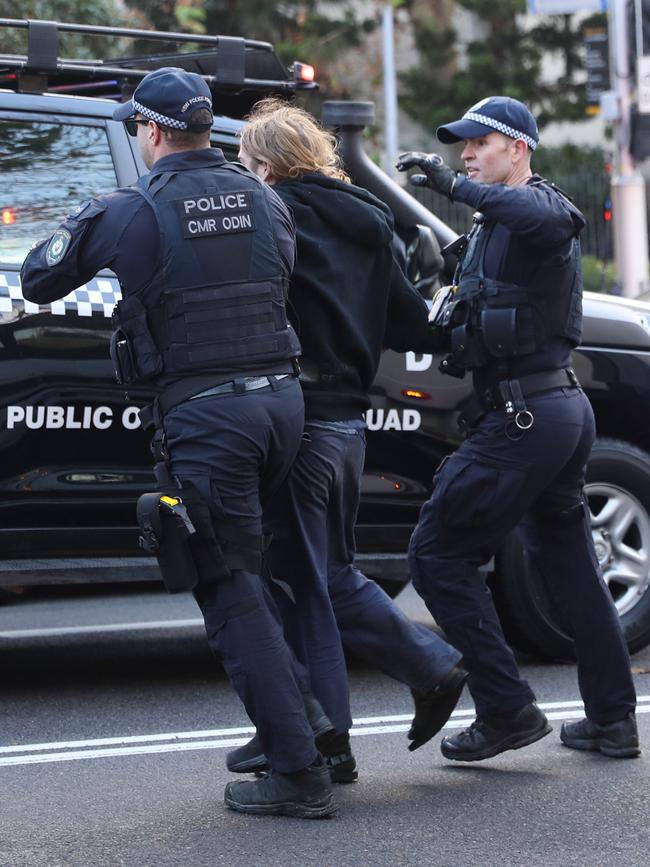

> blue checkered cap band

[
  {"left": 133, "top": 99, "right": 188, "bottom": 130},
  {"left": 462, "top": 111, "right": 538, "bottom": 150}
]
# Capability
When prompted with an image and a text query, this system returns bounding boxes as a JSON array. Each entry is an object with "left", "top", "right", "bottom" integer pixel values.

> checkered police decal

[{"left": 0, "top": 272, "right": 121, "bottom": 321}]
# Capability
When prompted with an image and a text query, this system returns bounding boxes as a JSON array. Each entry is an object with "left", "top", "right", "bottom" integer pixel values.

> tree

[
  {"left": 0, "top": 0, "right": 132, "bottom": 56},
  {"left": 122, "top": 0, "right": 374, "bottom": 98},
  {"left": 400, "top": 0, "right": 604, "bottom": 134}
]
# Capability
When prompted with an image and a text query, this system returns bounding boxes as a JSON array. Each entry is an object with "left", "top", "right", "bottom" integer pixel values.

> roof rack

[{"left": 0, "top": 18, "right": 317, "bottom": 101}]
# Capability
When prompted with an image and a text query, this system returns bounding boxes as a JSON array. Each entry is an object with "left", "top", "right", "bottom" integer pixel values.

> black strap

[
  {"left": 155, "top": 362, "right": 296, "bottom": 417},
  {"left": 217, "top": 523, "right": 271, "bottom": 552},
  {"left": 513, "top": 367, "right": 579, "bottom": 397},
  {"left": 27, "top": 20, "right": 59, "bottom": 72},
  {"left": 459, "top": 367, "right": 579, "bottom": 431},
  {"left": 216, "top": 36, "right": 246, "bottom": 86}
]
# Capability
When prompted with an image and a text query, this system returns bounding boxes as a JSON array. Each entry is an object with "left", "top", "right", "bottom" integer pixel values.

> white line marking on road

[
  {"left": 0, "top": 619, "right": 204, "bottom": 639},
  {"left": 1, "top": 700, "right": 648, "bottom": 769}
]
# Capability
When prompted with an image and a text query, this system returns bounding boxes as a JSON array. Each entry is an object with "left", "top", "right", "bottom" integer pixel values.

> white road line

[
  {"left": 2, "top": 701, "right": 648, "bottom": 769},
  {"left": 0, "top": 619, "right": 204, "bottom": 639}
]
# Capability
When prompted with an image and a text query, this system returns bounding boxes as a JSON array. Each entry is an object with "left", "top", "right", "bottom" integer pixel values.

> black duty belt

[
  {"left": 188, "top": 374, "right": 290, "bottom": 401},
  {"left": 459, "top": 367, "right": 580, "bottom": 433},
  {"left": 139, "top": 361, "right": 299, "bottom": 430}
]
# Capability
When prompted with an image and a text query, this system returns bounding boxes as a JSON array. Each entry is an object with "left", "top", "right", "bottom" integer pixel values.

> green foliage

[
  {"left": 582, "top": 255, "right": 618, "bottom": 293},
  {"left": 121, "top": 0, "right": 372, "bottom": 96},
  {"left": 0, "top": 0, "right": 131, "bottom": 56},
  {"left": 401, "top": 2, "right": 601, "bottom": 132},
  {"left": 531, "top": 143, "right": 610, "bottom": 177}
]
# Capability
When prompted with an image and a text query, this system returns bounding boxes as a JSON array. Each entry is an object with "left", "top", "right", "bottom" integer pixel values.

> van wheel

[{"left": 490, "top": 438, "right": 650, "bottom": 661}]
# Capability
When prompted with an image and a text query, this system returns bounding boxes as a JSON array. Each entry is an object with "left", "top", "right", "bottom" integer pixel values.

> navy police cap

[
  {"left": 437, "top": 96, "right": 539, "bottom": 151},
  {"left": 113, "top": 67, "right": 213, "bottom": 131}
]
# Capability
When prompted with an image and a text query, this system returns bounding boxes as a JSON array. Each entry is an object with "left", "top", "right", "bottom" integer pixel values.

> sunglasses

[{"left": 124, "top": 118, "right": 151, "bottom": 137}]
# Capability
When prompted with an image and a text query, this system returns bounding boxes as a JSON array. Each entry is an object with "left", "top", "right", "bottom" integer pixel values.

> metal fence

[{"left": 412, "top": 170, "right": 615, "bottom": 261}]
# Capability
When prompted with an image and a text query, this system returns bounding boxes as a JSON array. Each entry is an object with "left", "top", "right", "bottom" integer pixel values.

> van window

[{"left": 0, "top": 119, "right": 118, "bottom": 265}]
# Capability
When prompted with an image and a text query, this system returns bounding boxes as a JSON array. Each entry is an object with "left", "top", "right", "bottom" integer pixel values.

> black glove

[{"left": 395, "top": 152, "right": 457, "bottom": 200}]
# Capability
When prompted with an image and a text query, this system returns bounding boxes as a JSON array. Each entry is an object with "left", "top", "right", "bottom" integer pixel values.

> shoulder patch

[{"left": 45, "top": 229, "right": 73, "bottom": 266}]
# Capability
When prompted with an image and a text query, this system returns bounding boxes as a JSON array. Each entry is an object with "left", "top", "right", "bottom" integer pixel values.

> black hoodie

[{"left": 274, "top": 172, "right": 434, "bottom": 420}]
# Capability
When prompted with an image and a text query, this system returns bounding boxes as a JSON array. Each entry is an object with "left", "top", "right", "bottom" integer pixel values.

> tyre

[{"left": 491, "top": 438, "right": 650, "bottom": 661}]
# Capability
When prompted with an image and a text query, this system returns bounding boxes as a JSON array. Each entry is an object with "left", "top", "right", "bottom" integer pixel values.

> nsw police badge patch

[{"left": 45, "top": 229, "right": 72, "bottom": 266}]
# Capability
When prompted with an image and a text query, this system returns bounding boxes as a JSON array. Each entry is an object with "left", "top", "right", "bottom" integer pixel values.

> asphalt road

[{"left": 1, "top": 583, "right": 649, "bottom": 867}]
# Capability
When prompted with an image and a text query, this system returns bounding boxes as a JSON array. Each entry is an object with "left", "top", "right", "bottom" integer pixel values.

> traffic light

[
  {"left": 603, "top": 197, "right": 613, "bottom": 222},
  {"left": 631, "top": 106, "right": 650, "bottom": 160}
]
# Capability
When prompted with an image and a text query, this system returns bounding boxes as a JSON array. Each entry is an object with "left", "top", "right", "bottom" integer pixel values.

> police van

[{"left": 2, "top": 18, "right": 650, "bottom": 661}]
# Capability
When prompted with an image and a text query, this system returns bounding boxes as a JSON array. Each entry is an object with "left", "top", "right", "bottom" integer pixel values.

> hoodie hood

[{"left": 275, "top": 173, "right": 394, "bottom": 248}]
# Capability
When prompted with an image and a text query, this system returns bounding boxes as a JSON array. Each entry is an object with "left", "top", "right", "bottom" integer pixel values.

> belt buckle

[{"left": 244, "top": 376, "right": 269, "bottom": 391}]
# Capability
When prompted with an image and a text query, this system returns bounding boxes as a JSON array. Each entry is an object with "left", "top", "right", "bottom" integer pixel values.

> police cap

[
  {"left": 437, "top": 96, "right": 539, "bottom": 151},
  {"left": 113, "top": 67, "right": 213, "bottom": 132}
]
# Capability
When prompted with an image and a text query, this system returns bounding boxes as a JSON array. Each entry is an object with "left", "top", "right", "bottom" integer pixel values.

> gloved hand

[{"left": 395, "top": 152, "right": 457, "bottom": 199}]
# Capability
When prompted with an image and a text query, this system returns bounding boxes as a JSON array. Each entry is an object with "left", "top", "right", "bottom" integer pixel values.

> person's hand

[{"left": 395, "top": 152, "right": 457, "bottom": 199}]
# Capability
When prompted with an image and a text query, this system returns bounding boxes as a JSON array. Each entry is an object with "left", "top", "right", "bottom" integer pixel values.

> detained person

[{"left": 226, "top": 98, "right": 467, "bottom": 781}]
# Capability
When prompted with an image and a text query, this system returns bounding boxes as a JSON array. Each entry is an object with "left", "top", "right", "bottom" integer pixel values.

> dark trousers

[
  {"left": 409, "top": 386, "right": 637, "bottom": 723},
  {"left": 163, "top": 376, "right": 318, "bottom": 773},
  {"left": 267, "top": 418, "right": 462, "bottom": 734}
]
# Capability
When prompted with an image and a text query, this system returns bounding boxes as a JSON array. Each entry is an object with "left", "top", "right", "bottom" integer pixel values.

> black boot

[
  {"left": 560, "top": 714, "right": 640, "bottom": 758},
  {"left": 226, "top": 693, "right": 334, "bottom": 775},
  {"left": 408, "top": 665, "right": 468, "bottom": 752},
  {"left": 440, "top": 702, "right": 552, "bottom": 762},
  {"left": 316, "top": 730, "right": 358, "bottom": 783},
  {"left": 226, "top": 734, "right": 268, "bottom": 774},
  {"left": 224, "top": 756, "right": 337, "bottom": 819},
  {"left": 227, "top": 730, "right": 358, "bottom": 783},
  {"left": 304, "top": 693, "right": 336, "bottom": 740}
]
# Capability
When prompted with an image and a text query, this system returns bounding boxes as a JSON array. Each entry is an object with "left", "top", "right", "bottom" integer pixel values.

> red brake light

[
  {"left": 294, "top": 62, "right": 315, "bottom": 83},
  {"left": 2, "top": 208, "right": 15, "bottom": 225}
]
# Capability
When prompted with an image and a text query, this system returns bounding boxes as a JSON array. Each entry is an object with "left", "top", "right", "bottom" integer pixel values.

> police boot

[
  {"left": 440, "top": 702, "right": 552, "bottom": 762},
  {"left": 315, "top": 730, "right": 358, "bottom": 783},
  {"left": 224, "top": 755, "right": 338, "bottom": 819},
  {"left": 560, "top": 714, "right": 640, "bottom": 758},
  {"left": 226, "top": 734, "right": 267, "bottom": 774},
  {"left": 226, "top": 695, "right": 335, "bottom": 775},
  {"left": 407, "top": 664, "right": 468, "bottom": 752}
]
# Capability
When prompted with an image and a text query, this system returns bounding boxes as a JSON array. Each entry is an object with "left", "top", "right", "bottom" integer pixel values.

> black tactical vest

[
  {"left": 110, "top": 160, "right": 300, "bottom": 384},
  {"left": 437, "top": 181, "right": 583, "bottom": 374}
]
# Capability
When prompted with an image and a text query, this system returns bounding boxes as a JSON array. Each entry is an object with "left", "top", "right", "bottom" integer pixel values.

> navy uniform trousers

[
  {"left": 163, "top": 375, "right": 318, "bottom": 773},
  {"left": 409, "top": 386, "right": 637, "bottom": 723},
  {"left": 267, "top": 417, "right": 462, "bottom": 735}
]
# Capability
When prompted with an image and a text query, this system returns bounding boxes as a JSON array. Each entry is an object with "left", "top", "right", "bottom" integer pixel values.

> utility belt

[
  {"left": 136, "top": 366, "right": 296, "bottom": 593},
  {"left": 139, "top": 359, "right": 299, "bottom": 426},
  {"left": 458, "top": 367, "right": 580, "bottom": 435}
]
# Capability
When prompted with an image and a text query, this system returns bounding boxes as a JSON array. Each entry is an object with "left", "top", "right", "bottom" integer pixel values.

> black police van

[{"left": 2, "top": 18, "right": 650, "bottom": 661}]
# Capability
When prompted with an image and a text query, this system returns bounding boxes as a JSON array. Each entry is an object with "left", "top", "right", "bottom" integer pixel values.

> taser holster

[{"left": 137, "top": 483, "right": 232, "bottom": 594}]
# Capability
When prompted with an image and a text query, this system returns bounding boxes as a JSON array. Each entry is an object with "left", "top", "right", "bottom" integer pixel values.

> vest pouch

[
  {"left": 112, "top": 296, "right": 163, "bottom": 382},
  {"left": 110, "top": 328, "right": 136, "bottom": 385},
  {"left": 480, "top": 308, "right": 519, "bottom": 358},
  {"left": 450, "top": 323, "right": 487, "bottom": 369}
]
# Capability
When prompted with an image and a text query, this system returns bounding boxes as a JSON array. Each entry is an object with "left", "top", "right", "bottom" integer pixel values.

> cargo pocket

[{"left": 437, "top": 456, "right": 526, "bottom": 531}]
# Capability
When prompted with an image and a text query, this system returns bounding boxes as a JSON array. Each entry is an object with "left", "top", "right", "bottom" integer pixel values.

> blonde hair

[{"left": 241, "top": 98, "right": 350, "bottom": 183}]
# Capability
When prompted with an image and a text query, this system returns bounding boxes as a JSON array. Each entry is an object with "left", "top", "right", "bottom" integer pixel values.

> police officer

[
  {"left": 20, "top": 67, "right": 338, "bottom": 818},
  {"left": 396, "top": 96, "right": 640, "bottom": 761}
]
